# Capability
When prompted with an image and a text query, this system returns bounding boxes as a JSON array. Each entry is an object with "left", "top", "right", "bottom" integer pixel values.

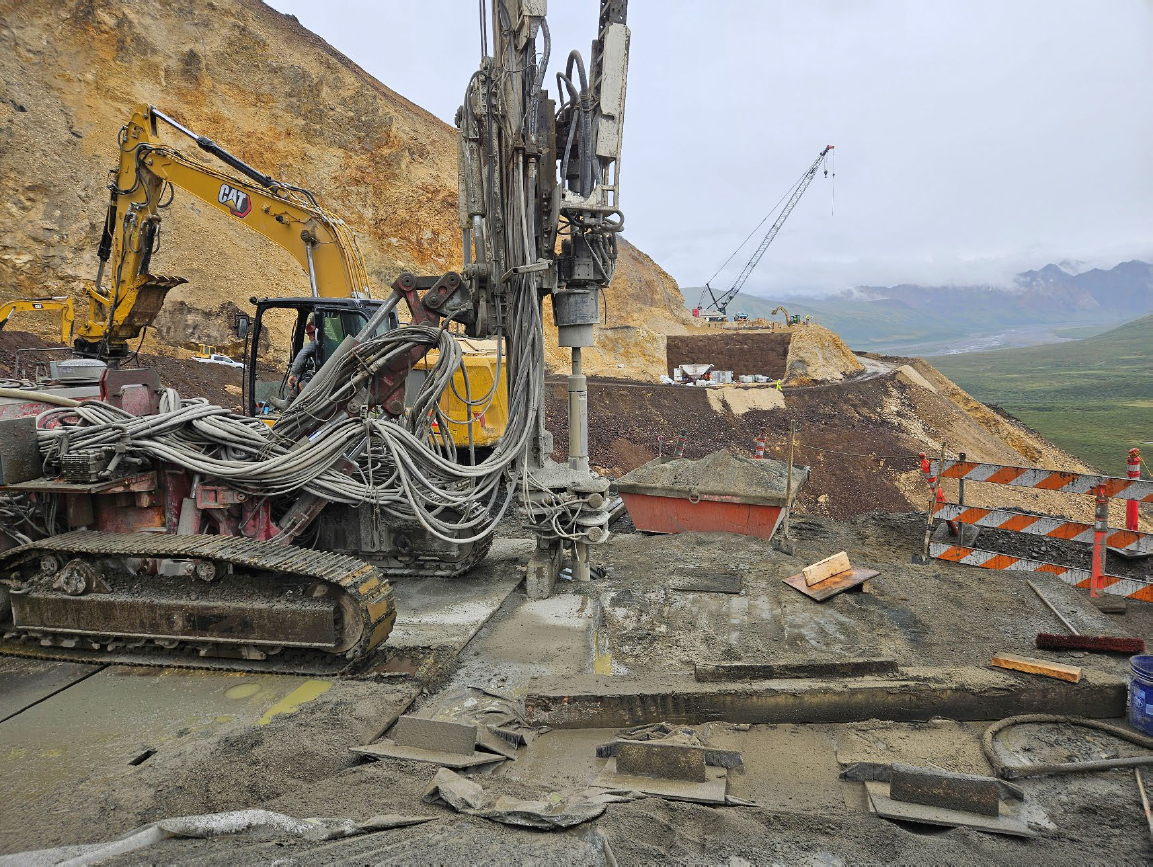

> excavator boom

[{"left": 75, "top": 104, "right": 371, "bottom": 359}]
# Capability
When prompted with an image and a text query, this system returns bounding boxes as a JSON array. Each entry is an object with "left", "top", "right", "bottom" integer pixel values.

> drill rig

[{"left": 0, "top": 0, "right": 630, "bottom": 671}]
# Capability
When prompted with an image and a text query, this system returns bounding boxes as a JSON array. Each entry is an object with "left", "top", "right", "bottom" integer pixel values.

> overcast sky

[{"left": 267, "top": 0, "right": 1153, "bottom": 298}]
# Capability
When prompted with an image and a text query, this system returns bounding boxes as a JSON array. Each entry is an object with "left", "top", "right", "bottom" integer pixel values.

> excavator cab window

[{"left": 244, "top": 299, "right": 397, "bottom": 421}]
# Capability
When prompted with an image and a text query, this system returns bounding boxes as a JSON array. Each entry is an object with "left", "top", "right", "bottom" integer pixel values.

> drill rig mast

[{"left": 458, "top": 0, "right": 630, "bottom": 588}]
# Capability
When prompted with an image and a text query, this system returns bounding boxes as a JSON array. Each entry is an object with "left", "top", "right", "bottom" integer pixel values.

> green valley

[{"left": 931, "top": 315, "right": 1152, "bottom": 474}]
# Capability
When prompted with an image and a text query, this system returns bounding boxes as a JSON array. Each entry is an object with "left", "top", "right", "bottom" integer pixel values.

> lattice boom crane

[{"left": 700, "top": 144, "right": 833, "bottom": 318}]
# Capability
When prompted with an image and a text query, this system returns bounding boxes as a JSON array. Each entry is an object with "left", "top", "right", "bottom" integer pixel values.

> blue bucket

[{"left": 1129, "top": 655, "right": 1153, "bottom": 735}]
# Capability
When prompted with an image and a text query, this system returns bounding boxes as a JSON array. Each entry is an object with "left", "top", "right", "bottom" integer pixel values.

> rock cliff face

[{"left": 0, "top": 0, "right": 690, "bottom": 371}]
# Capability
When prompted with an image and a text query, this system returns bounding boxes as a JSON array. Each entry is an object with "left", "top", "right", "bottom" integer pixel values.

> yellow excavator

[
  {"left": 71, "top": 103, "right": 506, "bottom": 446},
  {"left": 0, "top": 297, "right": 75, "bottom": 345}
]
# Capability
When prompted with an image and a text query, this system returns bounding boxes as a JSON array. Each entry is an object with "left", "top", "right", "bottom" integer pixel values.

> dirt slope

[
  {"left": 546, "top": 355, "right": 1148, "bottom": 529},
  {"left": 0, "top": 0, "right": 686, "bottom": 372}
]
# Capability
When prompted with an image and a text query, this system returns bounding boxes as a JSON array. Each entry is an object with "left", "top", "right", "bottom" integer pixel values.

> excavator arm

[
  {"left": 74, "top": 104, "right": 371, "bottom": 360},
  {"left": 0, "top": 297, "right": 75, "bottom": 345}
]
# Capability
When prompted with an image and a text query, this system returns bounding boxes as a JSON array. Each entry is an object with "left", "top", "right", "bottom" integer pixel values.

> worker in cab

[
  {"left": 269, "top": 320, "right": 319, "bottom": 410},
  {"left": 287, "top": 320, "right": 319, "bottom": 393}
]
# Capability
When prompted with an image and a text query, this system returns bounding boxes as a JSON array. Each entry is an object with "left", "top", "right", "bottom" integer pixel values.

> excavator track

[
  {"left": 367, "top": 531, "right": 495, "bottom": 579},
  {"left": 0, "top": 531, "right": 396, "bottom": 676}
]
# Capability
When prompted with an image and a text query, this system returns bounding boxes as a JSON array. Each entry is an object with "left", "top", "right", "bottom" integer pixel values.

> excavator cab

[{"left": 243, "top": 296, "right": 396, "bottom": 421}]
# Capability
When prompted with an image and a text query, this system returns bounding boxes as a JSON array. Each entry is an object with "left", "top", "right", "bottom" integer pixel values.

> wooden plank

[
  {"left": 783, "top": 566, "right": 879, "bottom": 602},
  {"left": 803, "top": 551, "right": 852, "bottom": 586},
  {"left": 991, "top": 652, "right": 1081, "bottom": 683}
]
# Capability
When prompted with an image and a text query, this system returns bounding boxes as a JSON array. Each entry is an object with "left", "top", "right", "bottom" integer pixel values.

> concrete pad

[
  {"left": 388, "top": 538, "right": 530, "bottom": 650},
  {"left": 615, "top": 741, "right": 707, "bottom": 781},
  {"left": 428, "top": 592, "right": 600, "bottom": 698},
  {"left": 393, "top": 715, "right": 477, "bottom": 755},
  {"left": 0, "top": 658, "right": 103, "bottom": 723},
  {"left": 525, "top": 665, "right": 1126, "bottom": 728}
]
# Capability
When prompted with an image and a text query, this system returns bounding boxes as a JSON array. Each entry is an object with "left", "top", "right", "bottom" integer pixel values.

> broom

[{"left": 1028, "top": 579, "right": 1146, "bottom": 654}]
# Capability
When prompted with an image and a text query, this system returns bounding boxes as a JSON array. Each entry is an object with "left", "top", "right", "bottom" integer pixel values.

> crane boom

[{"left": 702, "top": 144, "right": 833, "bottom": 317}]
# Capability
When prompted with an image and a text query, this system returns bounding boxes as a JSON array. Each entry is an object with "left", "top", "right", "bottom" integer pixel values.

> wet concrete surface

[{"left": 2, "top": 512, "right": 1151, "bottom": 862}]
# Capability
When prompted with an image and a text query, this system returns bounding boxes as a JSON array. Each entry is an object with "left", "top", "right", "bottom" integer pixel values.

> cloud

[{"left": 268, "top": 0, "right": 1153, "bottom": 295}]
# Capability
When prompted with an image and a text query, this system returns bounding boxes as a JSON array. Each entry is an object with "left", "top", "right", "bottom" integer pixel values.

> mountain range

[{"left": 684, "top": 259, "right": 1153, "bottom": 354}]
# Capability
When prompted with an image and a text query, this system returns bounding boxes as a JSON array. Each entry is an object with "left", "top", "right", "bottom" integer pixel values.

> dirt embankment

[
  {"left": 0, "top": 0, "right": 678, "bottom": 372},
  {"left": 783, "top": 323, "right": 864, "bottom": 384}
]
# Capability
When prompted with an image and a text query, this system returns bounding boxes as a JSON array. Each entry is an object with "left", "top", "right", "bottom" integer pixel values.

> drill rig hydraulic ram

[{"left": 0, "top": 0, "right": 630, "bottom": 672}]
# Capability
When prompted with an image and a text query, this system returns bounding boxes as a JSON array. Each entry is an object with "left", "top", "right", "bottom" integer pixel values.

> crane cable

[{"left": 705, "top": 174, "right": 804, "bottom": 288}]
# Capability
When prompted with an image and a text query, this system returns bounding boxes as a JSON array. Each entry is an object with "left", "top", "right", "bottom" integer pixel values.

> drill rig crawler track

[{"left": 0, "top": 531, "right": 396, "bottom": 675}]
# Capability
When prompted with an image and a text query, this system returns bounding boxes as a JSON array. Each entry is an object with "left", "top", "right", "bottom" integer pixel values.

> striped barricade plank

[
  {"left": 929, "top": 542, "right": 1153, "bottom": 601},
  {"left": 932, "top": 503, "right": 1152, "bottom": 555},
  {"left": 934, "top": 460, "right": 1153, "bottom": 502}
]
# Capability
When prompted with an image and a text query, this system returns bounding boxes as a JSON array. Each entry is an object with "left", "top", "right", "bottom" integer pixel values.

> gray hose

[
  {"left": 982, "top": 714, "right": 1153, "bottom": 779},
  {"left": 0, "top": 387, "right": 81, "bottom": 407}
]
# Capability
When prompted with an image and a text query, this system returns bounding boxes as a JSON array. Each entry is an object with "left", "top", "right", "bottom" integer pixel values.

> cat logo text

[{"left": 217, "top": 183, "right": 252, "bottom": 218}]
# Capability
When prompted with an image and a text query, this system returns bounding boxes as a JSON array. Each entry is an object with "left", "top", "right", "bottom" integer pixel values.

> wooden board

[
  {"left": 784, "top": 567, "right": 879, "bottom": 602},
  {"left": 864, "top": 781, "right": 1035, "bottom": 838},
  {"left": 991, "top": 653, "right": 1082, "bottom": 683},
  {"left": 803, "top": 551, "right": 852, "bottom": 586}
]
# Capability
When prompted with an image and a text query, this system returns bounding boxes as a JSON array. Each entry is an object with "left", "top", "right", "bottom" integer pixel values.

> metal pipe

[
  {"left": 1128, "top": 448, "right": 1142, "bottom": 531},
  {"left": 1026, "top": 579, "right": 1080, "bottom": 635},
  {"left": 304, "top": 240, "right": 319, "bottom": 298},
  {"left": 784, "top": 419, "right": 795, "bottom": 539},
  {"left": 568, "top": 346, "right": 588, "bottom": 472}
]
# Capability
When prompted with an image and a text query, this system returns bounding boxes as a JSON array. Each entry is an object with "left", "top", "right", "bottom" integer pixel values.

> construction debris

[
  {"left": 889, "top": 763, "right": 1002, "bottom": 816},
  {"left": 783, "top": 551, "right": 879, "bottom": 601},
  {"left": 863, "top": 780, "right": 1035, "bottom": 838},
  {"left": 394, "top": 716, "right": 477, "bottom": 755},
  {"left": 802, "top": 550, "right": 852, "bottom": 586},
  {"left": 595, "top": 723, "right": 743, "bottom": 770},
  {"left": 422, "top": 768, "right": 628, "bottom": 829},
  {"left": 352, "top": 714, "right": 508, "bottom": 769},
  {"left": 0, "top": 810, "right": 436, "bottom": 866},
  {"left": 991, "top": 653, "right": 1083, "bottom": 684}
]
